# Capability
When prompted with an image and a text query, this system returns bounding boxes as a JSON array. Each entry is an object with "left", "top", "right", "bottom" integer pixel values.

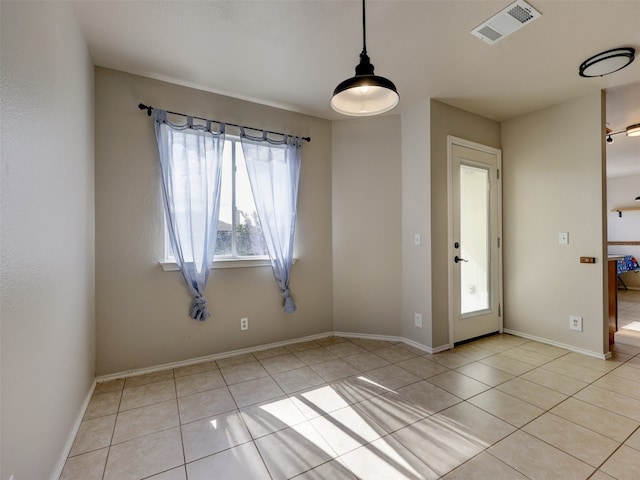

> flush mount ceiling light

[
  {"left": 627, "top": 123, "right": 640, "bottom": 137},
  {"left": 330, "top": 0, "right": 399, "bottom": 116},
  {"left": 579, "top": 47, "right": 635, "bottom": 77},
  {"left": 605, "top": 122, "right": 640, "bottom": 143}
]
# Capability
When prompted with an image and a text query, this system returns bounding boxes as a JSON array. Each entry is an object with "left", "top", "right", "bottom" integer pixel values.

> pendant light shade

[{"left": 331, "top": 0, "right": 399, "bottom": 116}]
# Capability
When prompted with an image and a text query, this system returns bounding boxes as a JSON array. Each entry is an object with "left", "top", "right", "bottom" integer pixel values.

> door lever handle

[{"left": 454, "top": 256, "right": 468, "bottom": 263}]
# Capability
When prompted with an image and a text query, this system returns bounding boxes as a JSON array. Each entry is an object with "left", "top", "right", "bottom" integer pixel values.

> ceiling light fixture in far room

[
  {"left": 330, "top": 0, "right": 399, "bottom": 116},
  {"left": 605, "top": 122, "right": 640, "bottom": 144},
  {"left": 627, "top": 123, "right": 640, "bottom": 137},
  {"left": 579, "top": 47, "right": 635, "bottom": 77}
]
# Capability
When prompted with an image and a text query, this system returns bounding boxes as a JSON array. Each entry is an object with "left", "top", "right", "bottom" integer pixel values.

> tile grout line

[
  {"left": 289, "top": 341, "right": 636, "bottom": 478},
  {"left": 433, "top": 342, "right": 608, "bottom": 476},
  {"left": 236, "top": 402, "right": 275, "bottom": 480},
  {"left": 541, "top": 352, "right": 640, "bottom": 475},
  {"left": 63, "top": 335, "right": 640, "bottom": 480},
  {"left": 586, "top": 423, "right": 640, "bottom": 479},
  {"left": 431, "top": 343, "right": 561, "bottom": 478},
  {"left": 172, "top": 370, "right": 189, "bottom": 479},
  {"left": 100, "top": 381, "right": 125, "bottom": 480},
  {"left": 478, "top": 343, "right": 640, "bottom": 478}
]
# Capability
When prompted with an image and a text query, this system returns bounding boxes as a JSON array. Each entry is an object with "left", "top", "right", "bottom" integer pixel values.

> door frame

[{"left": 447, "top": 136, "right": 504, "bottom": 346}]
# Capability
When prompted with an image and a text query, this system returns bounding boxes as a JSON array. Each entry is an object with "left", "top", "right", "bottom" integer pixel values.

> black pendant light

[{"left": 330, "top": 0, "right": 399, "bottom": 116}]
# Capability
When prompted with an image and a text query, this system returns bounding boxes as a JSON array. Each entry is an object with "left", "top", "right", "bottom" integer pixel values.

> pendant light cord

[
  {"left": 361, "top": 0, "right": 367, "bottom": 55},
  {"left": 330, "top": 0, "right": 399, "bottom": 115}
]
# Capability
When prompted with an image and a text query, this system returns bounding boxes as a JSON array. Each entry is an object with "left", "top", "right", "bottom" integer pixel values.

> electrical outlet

[
  {"left": 569, "top": 315, "right": 582, "bottom": 332},
  {"left": 414, "top": 313, "right": 423, "bottom": 328},
  {"left": 240, "top": 317, "right": 248, "bottom": 331}
]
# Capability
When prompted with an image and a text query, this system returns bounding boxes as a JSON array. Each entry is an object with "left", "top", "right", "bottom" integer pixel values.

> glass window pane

[
  {"left": 215, "top": 139, "right": 233, "bottom": 256},
  {"left": 234, "top": 146, "right": 267, "bottom": 256},
  {"left": 460, "top": 164, "right": 490, "bottom": 315}
]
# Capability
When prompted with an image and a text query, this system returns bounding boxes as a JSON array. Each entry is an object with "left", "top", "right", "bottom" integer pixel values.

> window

[
  {"left": 154, "top": 107, "right": 302, "bottom": 312},
  {"left": 164, "top": 135, "right": 267, "bottom": 264}
]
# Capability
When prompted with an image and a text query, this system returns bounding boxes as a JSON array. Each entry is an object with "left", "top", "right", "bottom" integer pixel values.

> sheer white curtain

[
  {"left": 154, "top": 110, "right": 225, "bottom": 320},
  {"left": 240, "top": 130, "right": 302, "bottom": 313}
]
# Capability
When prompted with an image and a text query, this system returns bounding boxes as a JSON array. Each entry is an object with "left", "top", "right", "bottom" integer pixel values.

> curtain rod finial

[{"left": 138, "top": 103, "right": 153, "bottom": 116}]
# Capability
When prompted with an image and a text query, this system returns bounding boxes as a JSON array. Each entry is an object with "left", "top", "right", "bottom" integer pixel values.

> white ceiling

[{"left": 71, "top": 0, "right": 640, "bottom": 174}]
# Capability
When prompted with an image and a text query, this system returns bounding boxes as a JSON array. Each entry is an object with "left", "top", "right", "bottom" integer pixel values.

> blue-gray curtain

[
  {"left": 240, "top": 129, "right": 302, "bottom": 313},
  {"left": 154, "top": 110, "right": 225, "bottom": 320}
]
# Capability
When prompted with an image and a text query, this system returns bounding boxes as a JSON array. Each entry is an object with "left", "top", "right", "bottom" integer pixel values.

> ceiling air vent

[{"left": 471, "top": 0, "right": 542, "bottom": 45}]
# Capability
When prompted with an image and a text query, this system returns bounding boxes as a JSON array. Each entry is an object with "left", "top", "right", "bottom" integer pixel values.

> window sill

[{"left": 159, "top": 257, "right": 297, "bottom": 271}]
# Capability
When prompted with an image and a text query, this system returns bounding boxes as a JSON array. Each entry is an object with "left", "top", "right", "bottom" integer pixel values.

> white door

[{"left": 448, "top": 137, "right": 502, "bottom": 344}]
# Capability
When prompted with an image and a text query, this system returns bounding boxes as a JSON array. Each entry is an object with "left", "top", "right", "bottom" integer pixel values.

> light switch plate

[{"left": 559, "top": 232, "right": 569, "bottom": 245}]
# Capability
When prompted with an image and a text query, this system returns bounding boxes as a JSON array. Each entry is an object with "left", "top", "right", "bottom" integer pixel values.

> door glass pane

[{"left": 460, "top": 164, "right": 490, "bottom": 315}]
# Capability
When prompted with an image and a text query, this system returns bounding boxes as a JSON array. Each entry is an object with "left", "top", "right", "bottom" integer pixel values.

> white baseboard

[
  {"left": 333, "top": 331, "right": 403, "bottom": 343},
  {"left": 403, "top": 337, "right": 451, "bottom": 354},
  {"left": 96, "top": 331, "right": 336, "bottom": 383},
  {"left": 96, "top": 332, "right": 458, "bottom": 387},
  {"left": 97, "top": 331, "right": 455, "bottom": 384},
  {"left": 503, "top": 329, "right": 610, "bottom": 360},
  {"left": 333, "top": 331, "right": 451, "bottom": 355},
  {"left": 51, "top": 379, "right": 96, "bottom": 480}
]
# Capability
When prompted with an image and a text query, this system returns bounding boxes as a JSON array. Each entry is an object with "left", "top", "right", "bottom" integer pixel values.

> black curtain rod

[{"left": 138, "top": 103, "right": 311, "bottom": 143}]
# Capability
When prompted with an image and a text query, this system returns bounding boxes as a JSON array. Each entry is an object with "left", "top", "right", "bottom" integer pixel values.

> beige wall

[
  {"left": 502, "top": 92, "right": 608, "bottom": 355},
  {"left": 332, "top": 116, "right": 402, "bottom": 336},
  {"left": 0, "top": 2, "right": 95, "bottom": 479},
  {"left": 607, "top": 174, "right": 640, "bottom": 289},
  {"left": 401, "top": 100, "right": 433, "bottom": 347},
  {"left": 95, "top": 68, "right": 333, "bottom": 375},
  {"left": 430, "top": 101, "right": 501, "bottom": 347}
]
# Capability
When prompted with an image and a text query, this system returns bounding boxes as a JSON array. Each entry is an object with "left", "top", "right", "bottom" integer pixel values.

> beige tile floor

[{"left": 60, "top": 334, "right": 640, "bottom": 480}]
